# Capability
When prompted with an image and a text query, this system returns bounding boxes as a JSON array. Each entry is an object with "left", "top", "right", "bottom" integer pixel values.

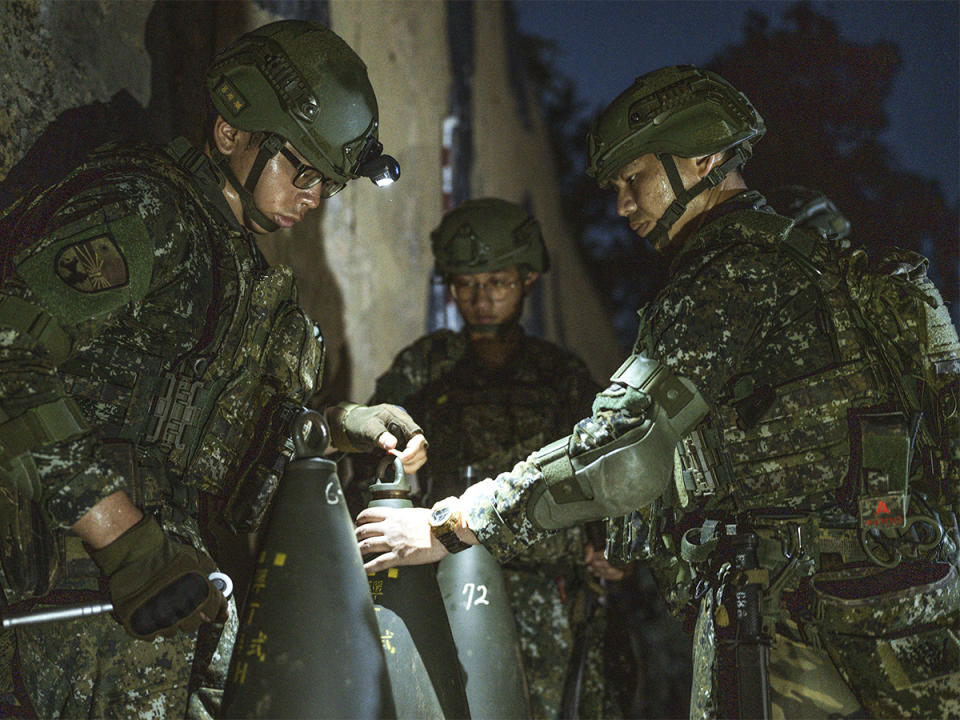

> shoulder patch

[
  {"left": 54, "top": 234, "right": 128, "bottom": 292},
  {"left": 14, "top": 205, "right": 154, "bottom": 325}
]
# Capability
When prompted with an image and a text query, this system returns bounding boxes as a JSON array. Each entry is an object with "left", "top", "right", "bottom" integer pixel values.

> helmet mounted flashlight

[{"left": 355, "top": 137, "right": 400, "bottom": 188}]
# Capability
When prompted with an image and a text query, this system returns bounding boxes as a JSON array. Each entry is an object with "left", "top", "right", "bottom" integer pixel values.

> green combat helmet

[
  {"left": 586, "top": 65, "right": 765, "bottom": 248},
  {"left": 431, "top": 198, "right": 549, "bottom": 278},
  {"left": 206, "top": 20, "right": 400, "bottom": 232}
]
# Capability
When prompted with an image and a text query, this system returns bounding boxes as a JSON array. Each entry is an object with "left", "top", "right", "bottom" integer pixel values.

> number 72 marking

[{"left": 461, "top": 582, "right": 490, "bottom": 610}]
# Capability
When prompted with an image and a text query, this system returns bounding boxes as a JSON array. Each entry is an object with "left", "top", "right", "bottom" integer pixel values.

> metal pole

[{"left": 2, "top": 571, "right": 232, "bottom": 629}]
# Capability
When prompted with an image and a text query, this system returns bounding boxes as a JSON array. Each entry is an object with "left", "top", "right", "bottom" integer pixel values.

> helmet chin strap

[
  {"left": 465, "top": 321, "right": 513, "bottom": 339},
  {"left": 647, "top": 144, "right": 752, "bottom": 249},
  {"left": 211, "top": 133, "right": 287, "bottom": 233}
]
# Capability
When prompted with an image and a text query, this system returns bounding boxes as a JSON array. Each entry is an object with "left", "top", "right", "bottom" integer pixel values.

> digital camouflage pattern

[
  {"left": 461, "top": 192, "right": 960, "bottom": 719},
  {"left": 10, "top": 537, "right": 241, "bottom": 719},
  {"left": 368, "top": 328, "right": 616, "bottom": 719},
  {"left": 0, "top": 137, "right": 323, "bottom": 717}
]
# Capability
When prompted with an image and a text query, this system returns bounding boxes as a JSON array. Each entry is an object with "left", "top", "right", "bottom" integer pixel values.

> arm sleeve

[
  {"left": 0, "top": 175, "right": 185, "bottom": 526},
  {"left": 461, "top": 244, "right": 784, "bottom": 560}
]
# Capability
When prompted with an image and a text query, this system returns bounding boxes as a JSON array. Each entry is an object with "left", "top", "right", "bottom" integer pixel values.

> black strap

[
  {"left": 244, "top": 134, "right": 284, "bottom": 195},
  {"left": 209, "top": 145, "right": 280, "bottom": 234},
  {"left": 649, "top": 146, "right": 751, "bottom": 247}
]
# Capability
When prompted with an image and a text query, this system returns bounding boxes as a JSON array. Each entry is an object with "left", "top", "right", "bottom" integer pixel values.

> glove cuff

[
  {"left": 328, "top": 401, "right": 364, "bottom": 452},
  {"left": 89, "top": 514, "right": 163, "bottom": 577}
]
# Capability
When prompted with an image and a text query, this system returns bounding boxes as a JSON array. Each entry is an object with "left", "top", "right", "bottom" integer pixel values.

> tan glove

[
  {"left": 90, "top": 515, "right": 227, "bottom": 641},
  {"left": 327, "top": 402, "right": 423, "bottom": 453}
]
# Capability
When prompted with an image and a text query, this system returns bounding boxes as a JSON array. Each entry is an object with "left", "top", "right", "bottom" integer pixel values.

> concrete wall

[
  {"left": 470, "top": 2, "right": 618, "bottom": 375},
  {"left": 0, "top": 0, "right": 621, "bottom": 404},
  {"left": 0, "top": 0, "right": 153, "bottom": 174}
]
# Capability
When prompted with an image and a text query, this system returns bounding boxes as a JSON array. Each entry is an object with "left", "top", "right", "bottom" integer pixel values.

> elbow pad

[{"left": 525, "top": 354, "right": 709, "bottom": 530}]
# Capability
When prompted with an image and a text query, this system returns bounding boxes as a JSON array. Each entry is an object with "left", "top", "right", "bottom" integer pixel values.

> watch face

[{"left": 431, "top": 504, "right": 452, "bottom": 525}]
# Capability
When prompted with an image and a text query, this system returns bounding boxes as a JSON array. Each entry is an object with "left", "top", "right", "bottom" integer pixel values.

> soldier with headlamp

[{"left": 0, "top": 20, "right": 419, "bottom": 718}]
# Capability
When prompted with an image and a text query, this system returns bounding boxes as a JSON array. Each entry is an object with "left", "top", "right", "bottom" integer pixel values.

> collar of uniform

[
  {"left": 458, "top": 324, "right": 532, "bottom": 379},
  {"left": 668, "top": 190, "right": 775, "bottom": 275},
  {"left": 698, "top": 189, "right": 772, "bottom": 226},
  {"left": 165, "top": 137, "right": 245, "bottom": 233}
]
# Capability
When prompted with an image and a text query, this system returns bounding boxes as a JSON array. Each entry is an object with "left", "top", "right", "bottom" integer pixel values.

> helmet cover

[
  {"left": 431, "top": 198, "right": 549, "bottom": 277},
  {"left": 206, "top": 20, "right": 380, "bottom": 185},
  {"left": 586, "top": 65, "right": 765, "bottom": 186}
]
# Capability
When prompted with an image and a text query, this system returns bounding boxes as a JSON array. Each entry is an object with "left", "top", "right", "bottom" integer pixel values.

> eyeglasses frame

[{"left": 277, "top": 145, "right": 345, "bottom": 198}]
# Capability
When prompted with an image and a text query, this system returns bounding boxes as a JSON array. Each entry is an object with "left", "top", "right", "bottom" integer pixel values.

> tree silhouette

[{"left": 708, "top": 1, "right": 958, "bottom": 309}]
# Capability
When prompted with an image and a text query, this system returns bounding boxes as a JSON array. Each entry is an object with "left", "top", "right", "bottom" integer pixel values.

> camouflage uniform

[
  {"left": 0, "top": 137, "right": 323, "bottom": 717},
  {"left": 461, "top": 192, "right": 960, "bottom": 719},
  {"left": 368, "top": 327, "right": 615, "bottom": 719}
]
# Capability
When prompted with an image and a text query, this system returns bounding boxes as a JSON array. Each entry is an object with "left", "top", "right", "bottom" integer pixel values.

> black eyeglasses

[{"left": 278, "top": 146, "right": 345, "bottom": 198}]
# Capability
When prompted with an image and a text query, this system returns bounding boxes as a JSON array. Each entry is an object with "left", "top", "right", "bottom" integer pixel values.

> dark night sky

[{"left": 513, "top": 0, "right": 960, "bottom": 206}]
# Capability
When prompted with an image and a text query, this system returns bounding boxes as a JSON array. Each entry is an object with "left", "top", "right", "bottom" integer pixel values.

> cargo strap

[
  {"left": 0, "top": 398, "right": 88, "bottom": 469},
  {"left": 0, "top": 295, "right": 72, "bottom": 365},
  {"left": 534, "top": 437, "right": 586, "bottom": 504}
]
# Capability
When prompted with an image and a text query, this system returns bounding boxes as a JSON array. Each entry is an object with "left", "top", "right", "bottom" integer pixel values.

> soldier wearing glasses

[
  {"left": 367, "top": 198, "right": 623, "bottom": 719},
  {"left": 357, "top": 66, "right": 960, "bottom": 719},
  {"left": 0, "top": 20, "right": 425, "bottom": 718}
]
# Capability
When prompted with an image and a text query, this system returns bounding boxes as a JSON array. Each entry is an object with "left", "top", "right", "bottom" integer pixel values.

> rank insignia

[
  {"left": 215, "top": 78, "right": 248, "bottom": 115},
  {"left": 54, "top": 235, "right": 129, "bottom": 293}
]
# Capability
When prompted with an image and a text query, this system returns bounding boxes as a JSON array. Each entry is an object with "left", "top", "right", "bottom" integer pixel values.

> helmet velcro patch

[{"left": 214, "top": 77, "right": 248, "bottom": 117}]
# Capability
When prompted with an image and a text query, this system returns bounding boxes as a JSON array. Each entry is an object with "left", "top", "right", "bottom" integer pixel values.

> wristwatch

[{"left": 429, "top": 498, "right": 470, "bottom": 554}]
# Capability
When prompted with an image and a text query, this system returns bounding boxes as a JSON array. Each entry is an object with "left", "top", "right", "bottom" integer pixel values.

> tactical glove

[
  {"left": 90, "top": 514, "right": 227, "bottom": 641},
  {"left": 327, "top": 402, "right": 423, "bottom": 453},
  {"left": 567, "top": 380, "right": 652, "bottom": 454},
  {"left": 591, "top": 381, "right": 652, "bottom": 416}
]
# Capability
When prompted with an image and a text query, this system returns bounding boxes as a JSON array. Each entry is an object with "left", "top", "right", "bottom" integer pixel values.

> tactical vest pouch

[
  {"left": 0, "top": 398, "right": 88, "bottom": 600},
  {"left": 854, "top": 412, "right": 911, "bottom": 531},
  {"left": 220, "top": 401, "right": 300, "bottom": 534},
  {"left": 810, "top": 561, "right": 960, "bottom": 715},
  {"left": 185, "top": 265, "right": 321, "bottom": 534},
  {"left": 841, "top": 247, "right": 960, "bottom": 513},
  {"left": 0, "top": 456, "right": 62, "bottom": 601}
]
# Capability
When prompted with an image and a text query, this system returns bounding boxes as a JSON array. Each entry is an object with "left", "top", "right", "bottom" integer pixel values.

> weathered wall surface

[
  {"left": 470, "top": 2, "right": 618, "bottom": 378},
  {"left": 0, "top": 0, "right": 620, "bottom": 404},
  {"left": 0, "top": 0, "right": 153, "bottom": 174}
]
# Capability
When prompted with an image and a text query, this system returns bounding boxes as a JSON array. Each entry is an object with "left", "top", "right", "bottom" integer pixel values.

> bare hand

[
  {"left": 380, "top": 431, "right": 428, "bottom": 474},
  {"left": 355, "top": 506, "right": 447, "bottom": 572},
  {"left": 584, "top": 543, "right": 631, "bottom": 582}
]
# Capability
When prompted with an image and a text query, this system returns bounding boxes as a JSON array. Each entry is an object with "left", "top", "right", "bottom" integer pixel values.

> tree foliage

[{"left": 709, "top": 2, "right": 958, "bottom": 305}]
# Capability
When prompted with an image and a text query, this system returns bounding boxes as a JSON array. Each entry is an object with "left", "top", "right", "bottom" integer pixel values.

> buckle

[
  {"left": 144, "top": 373, "right": 204, "bottom": 450},
  {"left": 679, "top": 425, "right": 720, "bottom": 496}
]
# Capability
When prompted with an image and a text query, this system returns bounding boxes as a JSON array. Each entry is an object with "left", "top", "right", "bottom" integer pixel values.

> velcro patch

[
  {"left": 54, "top": 235, "right": 129, "bottom": 293},
  {"left": 215, "top": 77, "right": 248, "bottom": 115}
]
